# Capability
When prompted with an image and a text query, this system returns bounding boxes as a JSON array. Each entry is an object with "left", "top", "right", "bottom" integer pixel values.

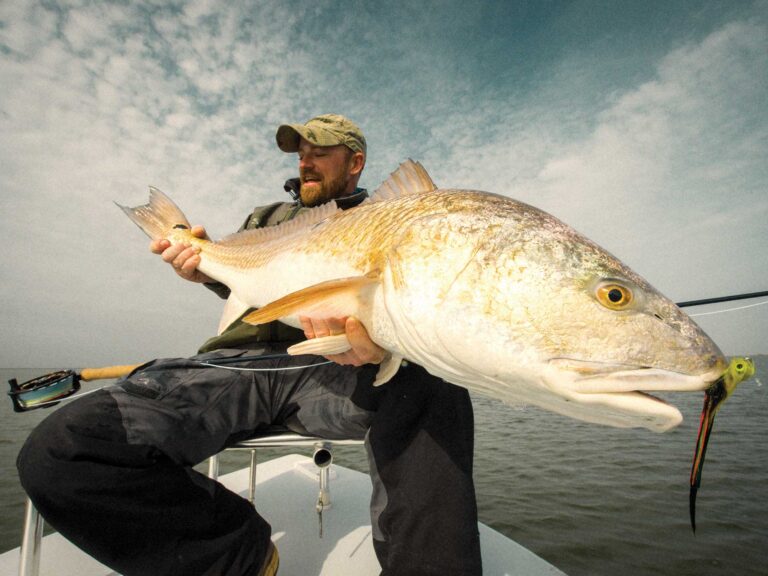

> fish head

[
  {"left": 489, "top": 209, "right": 725, "bottom": 431},
  {"left": 417, "top": 197, "right": 727, "bottom": 432},
  {"left": 537, "top": 273, "right": 727, "bottom": 430}
]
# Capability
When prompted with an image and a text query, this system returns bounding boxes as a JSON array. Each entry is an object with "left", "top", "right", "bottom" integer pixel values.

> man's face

[{"left": 298, "top": 140, "right": 359, "bottom": 206}]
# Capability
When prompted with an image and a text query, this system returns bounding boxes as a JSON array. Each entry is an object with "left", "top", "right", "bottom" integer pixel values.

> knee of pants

[
  {"left": 17, "top": 411, "right": 73, "bottom": 504},
  {"left": 16, "top": 392, "right": 124, "bottom": 504}
]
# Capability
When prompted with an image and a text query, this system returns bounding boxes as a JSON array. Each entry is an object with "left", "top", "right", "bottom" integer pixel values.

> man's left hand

[{"left": 299, "top": 316, "right": 387, "bottom": 366}]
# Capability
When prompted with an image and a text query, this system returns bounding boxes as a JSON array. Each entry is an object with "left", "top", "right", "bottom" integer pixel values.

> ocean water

[{"left": 2, "top": 358, "right": 767, "bottom": 575}]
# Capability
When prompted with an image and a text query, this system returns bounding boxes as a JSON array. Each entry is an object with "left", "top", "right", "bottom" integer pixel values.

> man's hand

[
  {"left": 149, "top": 225, "right": 213, "bottom": 283},
  {"left": 300, "top": 316, "right": 387, "bottom": 366}
]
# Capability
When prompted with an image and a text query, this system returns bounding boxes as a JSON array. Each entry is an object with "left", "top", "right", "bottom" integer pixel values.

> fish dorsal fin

[
  {"left": 370, "top": 159, "right": 437, "bottom": 203},
  {"left": 217, "top": 201, "right": 340, "bottom": 246}
]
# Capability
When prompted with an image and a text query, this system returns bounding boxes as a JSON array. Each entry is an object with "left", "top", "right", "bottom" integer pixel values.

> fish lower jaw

[
  {"left": 561, "top": 388, "right": 685, "bottom": 432},
  {"left": 532, "top": 367, "right": 688, "bottom": 432},
  {"left": 452, "top": 368, "right": 687, "bottom": 432}
]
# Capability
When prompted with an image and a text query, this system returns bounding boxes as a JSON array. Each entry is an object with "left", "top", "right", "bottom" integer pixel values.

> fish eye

[{"left": 595, "top": 282, "right": 633, "bottom": 310}]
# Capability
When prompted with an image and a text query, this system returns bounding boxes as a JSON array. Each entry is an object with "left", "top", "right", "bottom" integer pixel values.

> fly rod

[{"left": 7, "top": 354, "right": 329, "bottom": 412}]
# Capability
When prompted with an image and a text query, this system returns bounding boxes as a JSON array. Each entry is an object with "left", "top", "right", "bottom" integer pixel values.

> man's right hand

[{"left": 149, "top": 225, "right": 213, "bottom": 283}]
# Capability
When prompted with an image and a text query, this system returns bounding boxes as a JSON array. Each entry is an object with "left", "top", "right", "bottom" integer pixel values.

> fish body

[{"left": 120, "top": 160, "right": 725, "bottom": 432}]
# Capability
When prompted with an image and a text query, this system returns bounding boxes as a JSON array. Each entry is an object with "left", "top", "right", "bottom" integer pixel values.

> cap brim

[
  {"left": 275, "top": 124, "right": 304, "bottom": 152},
  {"left": 276, "top": 123, "right": 352, "bottom": 152}
]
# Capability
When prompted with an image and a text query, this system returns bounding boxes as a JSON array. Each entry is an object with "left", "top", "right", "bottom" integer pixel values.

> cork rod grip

[{"left": 80, "top": 365, "right": 141, "bottom": 382}]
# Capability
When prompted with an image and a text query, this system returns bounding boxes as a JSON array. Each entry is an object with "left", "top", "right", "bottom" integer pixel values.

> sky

[{"left": 1, "top": 0, "right": 766, "bottom": 368}]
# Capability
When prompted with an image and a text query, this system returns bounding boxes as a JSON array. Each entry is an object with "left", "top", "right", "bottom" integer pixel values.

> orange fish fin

[
  {"left": 243, "top": 272, "right": 380, "bottom": 325},
  {"left": 370, "top": 159, "right": 437, "bottom": 202}
]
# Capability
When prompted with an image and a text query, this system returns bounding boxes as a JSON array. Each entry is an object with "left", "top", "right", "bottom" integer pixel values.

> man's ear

[{"left": 349, "top": 151, "right": 365, "bottom": 176}]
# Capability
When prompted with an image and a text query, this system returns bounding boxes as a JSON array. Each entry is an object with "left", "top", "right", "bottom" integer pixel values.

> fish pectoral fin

[
  {"left": 243, "top": 273, "right": 380, "bottom": 325},
  {"left": 287, "top": 341, "right": 403, "bottom": 386},
  {"left": 287, "top": 335, "right": 351, "bottom": 356},
  {"left": 374, "top": 354, "right": 404, "bottom": 386}
]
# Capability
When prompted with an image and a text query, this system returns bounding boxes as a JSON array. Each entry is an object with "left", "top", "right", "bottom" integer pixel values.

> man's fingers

[
  {"left": 172, "top": 245, "right": 200, "bottom": 270},
  {"left": 150, "top": 239, "right": 170, "bottom": 254},
  {"left": 299, "top": 316, "right": 386, "bottom": 366},
  {"left": 325, "top": 352, "right": 361, "bottom": 366},
  {"left": 159, "top": 243, "right": 186, "bottom": 263},
  {"left": 346, "top": 317, "right": 386, "bottom": 364},
  {"left": 299, "top": 316, "right": 315, "bottom": 339},
  {"left": 150, "top": 224, "right": 204, "bottom": 256},
  {"left": 191, "top": 225, "right": 207, "bottom": 239},
  {"left": 180, "top": 253, "right": 201, "bottom": 275},
  {"left": 303, "top": 316, "right": 347, "bottom": 339}
]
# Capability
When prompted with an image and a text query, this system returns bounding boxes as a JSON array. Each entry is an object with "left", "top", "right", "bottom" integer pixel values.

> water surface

[{"left": 2, "top": 359, "right": 766, "bottom": 575}]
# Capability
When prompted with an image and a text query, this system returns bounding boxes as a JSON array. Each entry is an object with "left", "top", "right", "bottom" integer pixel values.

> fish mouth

[
  {"left": 548, "top": 358, "right": 724, "bottom": 398},
  {"left": 542, "top": 358, "right": 726, "bottom": 432}
]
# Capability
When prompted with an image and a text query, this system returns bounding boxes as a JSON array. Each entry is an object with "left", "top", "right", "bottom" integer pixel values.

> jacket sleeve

[{"left": 203, "top": 281, "right": 231, "bottom": 299}]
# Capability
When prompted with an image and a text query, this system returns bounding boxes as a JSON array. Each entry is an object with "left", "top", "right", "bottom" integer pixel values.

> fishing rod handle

[{"left": 80, "top": 365, "right": 141, "bottom": 381}]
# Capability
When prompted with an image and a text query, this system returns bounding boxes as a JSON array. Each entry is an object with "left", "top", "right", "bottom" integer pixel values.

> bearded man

[{"left": 18, "top": 115, "right": 482, "bottom": 576}]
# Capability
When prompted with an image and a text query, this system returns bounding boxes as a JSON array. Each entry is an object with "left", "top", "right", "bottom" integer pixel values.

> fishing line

[
  {"left": 43, "top": 360, "right": 333, "bottom": 406},
  {"left": 8, "top": 354, "right": 334, "bottom": 412},
  {"left": 688, "top": 299, "right": 768, "bottom": 317},
  {"left": 198, "top": 360, "right": 333, "bottom": 372}
]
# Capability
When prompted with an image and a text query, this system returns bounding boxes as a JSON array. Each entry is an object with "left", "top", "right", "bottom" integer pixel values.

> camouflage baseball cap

[{"left": 276, "top": 114, "right": 366, "bottom": 155}]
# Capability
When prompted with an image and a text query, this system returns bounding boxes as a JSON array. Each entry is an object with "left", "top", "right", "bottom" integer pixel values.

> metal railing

[{"left": 17, "top": 432, "right": 364, "bottom": 576}]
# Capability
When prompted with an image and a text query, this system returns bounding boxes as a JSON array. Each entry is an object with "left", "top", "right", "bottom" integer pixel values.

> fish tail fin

[{"left": 116, "top": 187, "right": 191, "bottom": 240}]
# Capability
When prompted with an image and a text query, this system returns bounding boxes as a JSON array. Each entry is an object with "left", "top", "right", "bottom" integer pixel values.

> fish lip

[{"left": 548, "top": 358, "right": 723, "bottom": 395}]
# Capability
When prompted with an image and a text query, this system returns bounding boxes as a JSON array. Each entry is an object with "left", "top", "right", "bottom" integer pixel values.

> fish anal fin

[{"left": 243, "top": 272, "right": 380, "bottom": 325}]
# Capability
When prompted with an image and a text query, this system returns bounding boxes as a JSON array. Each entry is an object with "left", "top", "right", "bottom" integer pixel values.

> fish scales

[{"left": 119, "top": 160, "right": 727, "bottom": 432}]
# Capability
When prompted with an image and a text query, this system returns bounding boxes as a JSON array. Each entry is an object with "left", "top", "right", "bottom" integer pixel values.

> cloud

[
  {"left": 415, "top": 19, "right": 768, "bottom": 297},
  {"left": 1, "top": 2, "right": 766, "bottom": 365}
]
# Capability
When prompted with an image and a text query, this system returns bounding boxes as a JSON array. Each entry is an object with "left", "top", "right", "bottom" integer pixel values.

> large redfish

[{"left": 120, "top": 160, "right": 725, "bottom": 432}]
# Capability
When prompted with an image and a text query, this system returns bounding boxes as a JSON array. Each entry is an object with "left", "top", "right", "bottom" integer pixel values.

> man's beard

[{"left": 300, "top": 170, "right": 351, "bottom": 207}]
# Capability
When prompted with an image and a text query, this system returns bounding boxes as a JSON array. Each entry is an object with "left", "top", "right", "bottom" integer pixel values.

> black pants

[{"left": 17, "top": 348, "right": 482, "bottom": 575}]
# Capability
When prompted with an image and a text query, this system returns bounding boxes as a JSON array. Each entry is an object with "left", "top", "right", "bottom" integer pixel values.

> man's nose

[{"left": 299, "top": 156, "right": 313, "bottom": 170}]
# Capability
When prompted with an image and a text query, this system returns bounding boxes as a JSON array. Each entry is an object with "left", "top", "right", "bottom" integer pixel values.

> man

[
  {"left": 159, "top": 114, "right": 384, "bottom": 365},
  {"left": 17, "top": 115, "right": 482, "bottom": 576}
]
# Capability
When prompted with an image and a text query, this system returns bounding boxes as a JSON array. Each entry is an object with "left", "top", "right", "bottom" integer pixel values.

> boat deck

[{"left": 0, "top": 454, "right": 566, "bottom": 575}]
